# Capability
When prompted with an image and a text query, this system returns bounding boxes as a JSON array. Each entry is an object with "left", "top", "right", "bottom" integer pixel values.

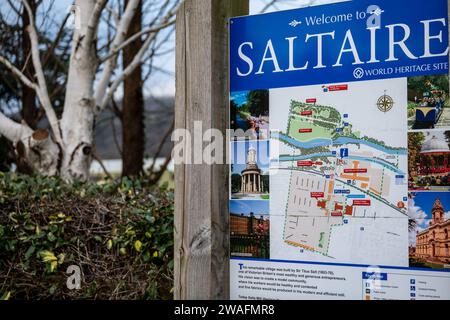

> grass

[
  {"left": 288, "top": 118, "right": 334, "bottom": 142},
  {"left": 409, "top": 258, "right": 448, "bottom": 270}
]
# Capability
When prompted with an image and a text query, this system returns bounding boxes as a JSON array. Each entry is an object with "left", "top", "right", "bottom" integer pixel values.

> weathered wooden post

[{"left": 174, "top": 0, "right": 249, "bottom": 300}]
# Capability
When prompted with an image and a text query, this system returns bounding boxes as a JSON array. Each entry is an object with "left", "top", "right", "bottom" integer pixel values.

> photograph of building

[
  {"left": 240, "top": 147, "right": 265, "bottom": 194},
  {"left": 230, "top": 200, "right": 270, "bottom": 259},
  {"left": 231, "top": 140, "right": 270, "bottom": 199},
  {"left": 409, "top": 192, "right": 450, "bottom": 269},
  {"left": 408, "top": 130, "right": 450, "bottom": 191}
]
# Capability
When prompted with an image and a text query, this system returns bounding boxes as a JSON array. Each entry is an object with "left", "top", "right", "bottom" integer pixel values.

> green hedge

[{"left": 0, "top": 173, "right": 174, "bottom": 300}]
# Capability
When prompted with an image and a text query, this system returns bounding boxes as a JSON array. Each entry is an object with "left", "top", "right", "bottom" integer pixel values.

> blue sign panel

[
  {"left": 230, "top": 0, "right": 449, "bottom": 91},
  {"left": 229, "top": 0, "right": 450, "bottom": 301}
]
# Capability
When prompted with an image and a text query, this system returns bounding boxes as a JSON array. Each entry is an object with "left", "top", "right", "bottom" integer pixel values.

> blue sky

[
  {"left": 230, "top": 200, "right": 269, "bottom": 216},
  {"left": 230, "top": 91, "right": 249, "bottom": 107},
  {"left": 231, "top": 140, "right": 270, "bottom": 174},
  {"left": 412, "top": 192, "right": 450, "bottom": 220}
]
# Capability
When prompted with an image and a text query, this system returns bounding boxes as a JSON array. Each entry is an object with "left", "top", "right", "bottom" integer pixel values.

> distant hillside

[{"left": 95, "top": 96, "right": 174, "bottom": 160}]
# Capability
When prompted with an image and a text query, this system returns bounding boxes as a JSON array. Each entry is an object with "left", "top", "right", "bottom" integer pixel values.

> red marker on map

[
  {"left": 297, "top": 161, "right": 313, "bottom": 167},
  {"left": 301, "top": 110, "right": 313, "bottom": 116},
  {"left": 311, "top": 192, "right": 325, "bottom": 199},
  {"left": 299, "top": 128, "right": 313, "bottom": 133},
  {"left": 353, "top": 199, "right": 371, "bottom": 206},
  {"left": 327, "top": 84, "right": 348, "bottom": 91},
  {"left": 306, "top": 98, "right": 317, "bottom": 103}
]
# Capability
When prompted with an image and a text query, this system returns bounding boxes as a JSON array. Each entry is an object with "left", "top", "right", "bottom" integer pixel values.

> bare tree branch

[
  {"left": 0, "top": 55, "right": 38, "bottom": 90},
  {"left": 82, "top": 0, "right": 109, "bottom": 49},
  {"left": 96, "top": 0, "right": 183, "bottom": 115},
  {"left": 149, "top": 149, "right": 172, "bottom": 185},
  {"left": 98, "top": 19, "right": 176, "bottom": 64},
  {"left": 0, "top": 109, "right": 32, "bottom": 143},
  {"left": 42, "top": 12, "right": 71, "bottom": 68},
  {"left": 261, "top": 0, "right": 277, "bottom": 13},
  {"left": 6, "top": 0, "right": 21, "bottom": 16},
  {"left": 92, "top": 147, "right": 112, "bottom": 179},
  {"left": 22, "top": 0, "right": 62, "bottom": 144},
  {"left": 94, "top": 0, "right": 141, "bottom": 106},
  {"left": 148, "top": 119, "right": 173, "bottom": 175},
  {"left": 108, "top": 112, "right": 122, "bottom": 157},
  {"left": 260, "top": 0, "right": 316, "bottom": 13}
]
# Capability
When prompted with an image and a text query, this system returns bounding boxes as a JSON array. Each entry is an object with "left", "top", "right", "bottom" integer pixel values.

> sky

[
  {"left": 422, "top": 130, "right": 448, "bottom": 146},
  {"left": 230, "top": 91, "right": 249, "bottom": 107},
  {"left": 230, "top": 199, "right": 269, "bottom": 216},
  {"left": 411, "top": 192, "right": 450, "bottom": 221}
]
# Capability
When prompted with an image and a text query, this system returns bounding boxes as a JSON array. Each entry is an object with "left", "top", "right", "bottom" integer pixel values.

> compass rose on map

[{"left": 376, "top": 91, "right": 394, "bottom": 113}]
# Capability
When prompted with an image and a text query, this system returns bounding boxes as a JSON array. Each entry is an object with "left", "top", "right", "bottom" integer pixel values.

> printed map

[{"left": 270, "top": 80, "right": 409, "bottom": 266}]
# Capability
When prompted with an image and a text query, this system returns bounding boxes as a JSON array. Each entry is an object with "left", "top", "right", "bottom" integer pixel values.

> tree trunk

[
  {"left": 21, "top": 0, "right": 37, "bottom": 129},
  {"left": 59, "top": 0, "right": 99, "bottom": 181},
  {"left": 122, "top": 0, "right": 144, "bottom": 177},
  {"left": 0, "top": 0, "right": 149, "bottom": 181}
]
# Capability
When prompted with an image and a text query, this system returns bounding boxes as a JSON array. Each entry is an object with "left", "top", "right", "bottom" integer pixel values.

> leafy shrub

[{"left": 0, "top": 173, "right": 174, "bottom": 300}]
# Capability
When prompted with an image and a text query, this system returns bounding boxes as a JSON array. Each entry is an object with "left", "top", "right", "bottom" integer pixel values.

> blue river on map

[{"left": 273, "top": 132, "right": 407, "bottom": 156}]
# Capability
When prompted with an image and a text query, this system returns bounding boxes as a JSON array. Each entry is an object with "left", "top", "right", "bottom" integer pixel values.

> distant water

[{"left": 90, "top": 158, "right": 174, "bottom": 175}]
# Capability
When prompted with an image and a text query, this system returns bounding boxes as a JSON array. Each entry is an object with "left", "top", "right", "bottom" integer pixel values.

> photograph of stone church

[
  {"left": 409, "top": 192, "right": 450, "bottom": 269},
  {"left": 231, "top": 140, "right": 270, "bottom": 200}
]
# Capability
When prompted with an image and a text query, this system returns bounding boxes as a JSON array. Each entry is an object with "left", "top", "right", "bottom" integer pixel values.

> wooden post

[{"left": 174, "top": 0, "right": 249, "bottom": 300}]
